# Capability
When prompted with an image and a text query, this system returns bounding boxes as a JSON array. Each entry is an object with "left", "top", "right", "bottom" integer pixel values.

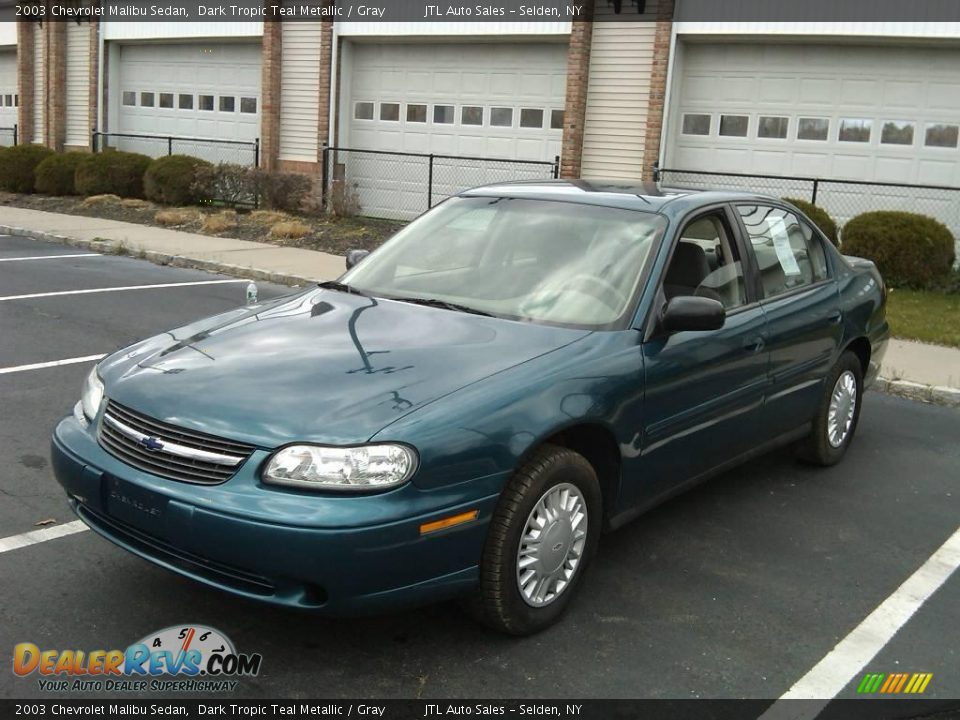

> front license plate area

[{"left": 103, "top": 474, "right": 169, "bottom": 536}]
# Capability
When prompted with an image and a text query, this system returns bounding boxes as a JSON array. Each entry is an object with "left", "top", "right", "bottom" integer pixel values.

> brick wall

[
  {"left": 48, "top": 22, "right": 66, "bottom": 151},
  {"left": 260, "top": 14, "right": 283, "bottom": 170},
  {"left": 642, "top": 0, "right": 675, "bottom": 180},
  {"left": 16, "top": 22, "right": 35, "bottom": 145},
  {"left": 559, "top": 9, "right": 594, "bottom": 179},
  {"left": 87, "top": 22, "right": 100, "bottom": 151}
]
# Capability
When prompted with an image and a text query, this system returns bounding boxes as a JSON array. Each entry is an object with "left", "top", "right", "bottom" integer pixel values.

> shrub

[
  {"left": 154, "top": 208, "right": 200, "bottom": 226},
  {"left": 34, "top": 153, "right": 87, "bottom": 196},
  {"left": 81, "top": 194, "right": 122, "bottom": 207},
  {"left": 783, "top": 197, "right": 839, "bottom": 247},
  {"left": 75, "top": 151, "right": 152, "bottom": 198},
  {"left": 0, "top": 145, "right": 55, "bottom": 193},
  {"left": 144, "top": 154, "right": 212, "bottom": 206},
  {"left": 842, "top": 211, "right": 956, "bottom": 289},
  {"left": 268, "top": 220, "right": 311, "bottom": 240},
  {"left": 253, "top": 170, "right": 313, "bottom": 213},
  {"left": 193, "top": 163, "right": 257, "bottom": 208},
  {"left": 201, "top": 210, "right": 238, "bottom": 234}
]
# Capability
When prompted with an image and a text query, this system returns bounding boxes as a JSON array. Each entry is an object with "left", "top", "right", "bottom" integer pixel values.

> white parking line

[
  {"left": 0, "top": 354, "right": 106, "bottom": 375},
  {"left": 0, "top": 521, "right": 89, "bottom": 555},
  {"left": 0, "top": 253, "right": 101, "bottom": 262},
  {"left": 0, "top": 278, "right": 247, "bottom": 302},
  {"left": 760, "top": 524, "right": 960, "bottom": 719}
]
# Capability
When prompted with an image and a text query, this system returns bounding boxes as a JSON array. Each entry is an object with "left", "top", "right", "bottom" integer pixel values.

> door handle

[
  {"left": 828, "top": 310, "right": 843, "bottom": 325},
  {"left": 743, "top": 337, "right": 765, "bottom": 353}
]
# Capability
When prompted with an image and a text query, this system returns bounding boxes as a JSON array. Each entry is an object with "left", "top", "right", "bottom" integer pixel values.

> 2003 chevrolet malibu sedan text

[{"left": 52, "top": 181, "right": 889, "bottom": 634}]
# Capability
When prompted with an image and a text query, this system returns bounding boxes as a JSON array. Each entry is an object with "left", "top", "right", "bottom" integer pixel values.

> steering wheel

[{"left": 564, "top": 274, "right": 628, "bottom": 312}]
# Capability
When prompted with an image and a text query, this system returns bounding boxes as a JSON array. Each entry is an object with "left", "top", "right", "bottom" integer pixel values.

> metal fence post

[
  {"left": 167, "top": 137, "right": 173, "bottom": 156},
  {"left": 553, "top": 155, "right": 560, "bottom": 179},
  {"left": 321, "top": 143, "right": 329, "bottom": 213},
  {"left": 254, "top": 138, "right": 260, "bottom": 168},
  {"left": 811, "top": 178, "right": 819, "bottom": 205},
  {"left": 427, "top": 153, "right": 435, "bottom": 209}
]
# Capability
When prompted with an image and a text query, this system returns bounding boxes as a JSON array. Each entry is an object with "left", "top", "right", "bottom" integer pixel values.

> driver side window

[{"left": 665, "top": 212, "right": 746, "bottom": 310}]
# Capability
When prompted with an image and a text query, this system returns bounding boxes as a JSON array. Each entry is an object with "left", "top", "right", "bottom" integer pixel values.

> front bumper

[{"left": 51, "top": 415, "right": 505, "bottom": 614}]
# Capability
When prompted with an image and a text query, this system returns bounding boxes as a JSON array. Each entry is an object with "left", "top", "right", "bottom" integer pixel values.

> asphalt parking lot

[{"left": 1, "top": 234, "right": 958, "bottom": 708}]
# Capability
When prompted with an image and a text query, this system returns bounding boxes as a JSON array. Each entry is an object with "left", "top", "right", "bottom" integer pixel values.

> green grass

[{"left": 886, "top": 289, "right": 960, "bottom": 348}]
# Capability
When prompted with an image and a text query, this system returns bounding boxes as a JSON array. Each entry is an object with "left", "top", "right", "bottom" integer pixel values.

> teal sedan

[{"left": 51, "top": 181, "right": 889, "bottom": 635}]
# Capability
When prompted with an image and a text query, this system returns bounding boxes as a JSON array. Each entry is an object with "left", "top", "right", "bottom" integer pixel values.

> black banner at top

[{"left": 2, "top": 0, "right": 960, "bottom": 22}]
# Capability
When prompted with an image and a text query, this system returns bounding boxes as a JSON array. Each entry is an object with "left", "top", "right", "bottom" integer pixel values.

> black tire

[
  {"left": 465, "top": 443, "right": 602, "bottom": 636},
  {"left": 797, "top": 351, "right": 864, "bottom": 466}
]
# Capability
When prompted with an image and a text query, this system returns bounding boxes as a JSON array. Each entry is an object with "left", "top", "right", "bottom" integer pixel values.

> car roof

[{"left": 457, "top": 179, "right": 780, "bottom": 215}]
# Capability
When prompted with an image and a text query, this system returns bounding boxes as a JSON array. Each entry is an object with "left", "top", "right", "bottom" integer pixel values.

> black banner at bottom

[{"left": 3, "top": 699, "right": 960, "bottom": 720}]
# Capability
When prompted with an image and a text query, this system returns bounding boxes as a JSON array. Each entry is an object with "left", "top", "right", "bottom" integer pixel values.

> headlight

[
  {"left": 73, "top": 368, "right": 104, "bottom": 428},
  {"left": 262, "top": 444, "right": 417, "bottom": 492}
]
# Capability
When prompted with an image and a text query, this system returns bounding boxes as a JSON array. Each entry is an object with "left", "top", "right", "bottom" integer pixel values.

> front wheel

[
  {"left": 466, "top": 444, "right": 602, "bottom": 635},
  {"left": 797, "top": 351, "right": 864, "bottom": 466}
]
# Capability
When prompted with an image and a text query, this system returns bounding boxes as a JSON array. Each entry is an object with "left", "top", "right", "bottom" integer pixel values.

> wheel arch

[{"left": 843, "top": 336, "right": 872, "bottom": 378}]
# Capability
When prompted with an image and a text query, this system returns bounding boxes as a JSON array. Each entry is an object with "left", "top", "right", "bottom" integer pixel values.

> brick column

[
  {"left": 642, "top": 0, "right": 675, "bottom": 181},
  {"left": 16, "top": 22, "right": 35, "bottom": 145},
  {"left": 48, "top": 22, "right": 67, "bottom": 150},
  {"left": 88, "top": 21, "right": 100, "bottom": 150},
  {"left": 316, "top": 10, "right": 334, "bottom": 159},
  {"left": 260, "top": 13, "right": 283, "bottom": 171},
  {"left": 559, "top": 6, "right": 594, "bottom": 179}
]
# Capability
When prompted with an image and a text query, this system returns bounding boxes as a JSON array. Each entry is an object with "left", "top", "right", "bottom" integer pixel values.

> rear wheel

[
  {"left": 466, "top": 444, "right": 602, "bottom": 635},
  {"left": 797, "top": 351, "right": 863, "bottom": 466}
]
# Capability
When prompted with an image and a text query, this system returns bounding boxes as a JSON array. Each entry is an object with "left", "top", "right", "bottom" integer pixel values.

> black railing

[
  {"left": 322, "top": 145, "right": 560, "bottom": 220},
  {"left": 0, "top": 124, "right": 17, "bottom": 147},
  {"left": 657, "top": 167, "right": 960, "bottom": 241},
  {"left": 92, "top": 130, "right": 259, "bottom": 167}
]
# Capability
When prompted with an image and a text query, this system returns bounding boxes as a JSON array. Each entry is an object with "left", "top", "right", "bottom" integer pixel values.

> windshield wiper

[
  {"left": 390, "top": 296, "right": 495, "bottom": 317},
  {"left": 317, "top": 280, "right": 369, "bottom": 296}
]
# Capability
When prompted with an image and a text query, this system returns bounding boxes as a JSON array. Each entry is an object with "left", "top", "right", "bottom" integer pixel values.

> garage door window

[
  {"left": 838, "top": 118, "right": 872, "bottom": 143},
  {"left": 880, "top": 121, "right": 914, "bottom": 146},
  {"left": 380, "top": 103, "right": 400, "bottom": 122},
  {"left": 354, "top": 102, "right": 374, "bottom": 120},
  {"left": 159, "top": 93, "right": 173, "bottom": 109},
  {"left": 406, "top": 104, "right": 427, "bottom": 123},
  {"left": 219, "top": 96, "right": 235, "bottom": 113},
  {"left": 461, "top": 106, "right": 483, "bottom": 126},
  {"left": 758, "top": 116, "right": 788, "bottom": 139},
  {"left": 682, "top": 114, "right": 711, "bottom": 136},
  {"left": 140, "top": 92, "right": 155, "bottom": 108},
  {"left": 179, "top": 94, "right": 193, "bottom": 110},
  {"left": 520, "top": 108, "right": 544, "bottom": 129},
  {"left": 2, "top": 95, "right": 9, "bottom": 107},
  {"left": 240, "top": 97, "right": 257, "bottom": 114},
  {"left": 434, "top": 105, "right": 455, "bottom": 124},
  {"left": 551, "top": 109, "right": 564, "bottom": 130},
  {"left": 719, "top": 115, "right": 749, "bottom": 137},
  {"left": 924, "top": 124, "right": 958, "bottom": 149},
  {"left": 797, "top": 118, "right": 829, "bottom": 141},
  {"left": 199, "top": 95, "right": 214, "bottom": 112},
  {"left": 490, "top": 107, "right": 513, "bottom": 127},
  {"left": 122, "top": 91, "right": 136, "bottom": 106}
]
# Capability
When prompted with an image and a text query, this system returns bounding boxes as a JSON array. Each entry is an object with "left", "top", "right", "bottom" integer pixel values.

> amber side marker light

[{"left": 420, "top": 510, "right": 479, "bottom": 535}]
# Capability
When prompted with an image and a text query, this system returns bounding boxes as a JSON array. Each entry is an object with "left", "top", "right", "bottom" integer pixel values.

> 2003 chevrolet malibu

[{"left": 52, "top": 181, "right": 889, "bottom": 634}]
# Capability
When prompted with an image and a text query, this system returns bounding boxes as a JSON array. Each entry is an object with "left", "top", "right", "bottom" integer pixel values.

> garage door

[
  {"left": 666, "top": 43, "right": 960, "bottom": 234},
  {"left": 0, "top": 49, "right": 15, "bottom": 142},
  {"left": 342, "top": 41, "right": 566, "bottom": 219},
  {"left": 115, "top": 43, "right": 261, "bottom": 164}
]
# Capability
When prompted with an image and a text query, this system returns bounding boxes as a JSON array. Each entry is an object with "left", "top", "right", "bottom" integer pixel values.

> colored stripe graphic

[{"left": 858, "top": 672, "right": 932, "bottom": 694}]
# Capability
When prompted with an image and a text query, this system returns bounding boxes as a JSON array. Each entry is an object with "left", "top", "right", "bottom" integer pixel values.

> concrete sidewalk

[{"left": 2, "top": 205, "right": 958, "bottom": 401}]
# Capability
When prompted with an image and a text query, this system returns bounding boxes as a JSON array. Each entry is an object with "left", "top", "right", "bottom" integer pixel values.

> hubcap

[
  {"left": 827, "top": 370, "right": 858, "bottom": 448},
  {"left": 516, "top": 482, "right": 588, "bottom": 608}
]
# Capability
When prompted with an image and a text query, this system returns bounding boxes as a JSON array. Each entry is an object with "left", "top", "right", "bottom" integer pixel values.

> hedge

[
  {"left": 0, "top": 145, "right": 55, "bottom": 193},
  {"left": 842, "top": 211, "right": 956, "bottom": 289},
  {"left": 144, "top": 154, "right": 213, "bottom": 206},
  {"left": 34, "top": 153, "right": 87, "bottom": 196},
  {"left": 783, "top": 197, "right": 839, "bottom": 247},
  {"left": 75, "top": 151, "right": 152, "bottom": 198}
]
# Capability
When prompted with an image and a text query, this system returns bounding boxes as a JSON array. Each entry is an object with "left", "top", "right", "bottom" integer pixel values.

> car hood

[{"left": 98, "top": 288, "right": 590, "bottom": 448}]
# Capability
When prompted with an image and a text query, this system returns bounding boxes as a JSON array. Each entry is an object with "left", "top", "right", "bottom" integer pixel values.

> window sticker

[{"left": 768, "top": 216, "right": 802, "bottom": 276}]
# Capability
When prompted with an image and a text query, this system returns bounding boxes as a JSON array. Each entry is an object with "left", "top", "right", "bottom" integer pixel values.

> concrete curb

[
  {"left": 874, "top": 377, "right": 960, "bottom": 407},
  {"left": 0, "top": 224, "right": 316, "bottom": 288}
]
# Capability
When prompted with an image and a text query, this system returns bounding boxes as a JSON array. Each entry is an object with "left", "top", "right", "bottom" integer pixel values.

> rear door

[{"left": 734, "top": 203, "right": 842, "bottom": 437}]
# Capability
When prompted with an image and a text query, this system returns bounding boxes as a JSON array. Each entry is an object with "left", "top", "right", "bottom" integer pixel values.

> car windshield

[{"left": 340, "top": 196, "right": 667, "bottom": 328}]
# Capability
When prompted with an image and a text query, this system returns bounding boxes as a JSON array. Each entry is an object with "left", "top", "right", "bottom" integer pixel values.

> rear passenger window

[{"left": 737, "top": 205, "right": 829, "bottom": 299}]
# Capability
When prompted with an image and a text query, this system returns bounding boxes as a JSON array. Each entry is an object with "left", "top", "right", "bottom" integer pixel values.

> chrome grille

[{"left": 98, "top": 400, "right": 255, "bottom": 484}]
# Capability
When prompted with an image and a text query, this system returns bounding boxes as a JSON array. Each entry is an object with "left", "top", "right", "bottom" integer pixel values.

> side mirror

[
  {"left": 660, "top": 295, "right": 726, "bottom": 334},
  {"left": 345, "top": 249, "right": 370, "bottom": 270}
]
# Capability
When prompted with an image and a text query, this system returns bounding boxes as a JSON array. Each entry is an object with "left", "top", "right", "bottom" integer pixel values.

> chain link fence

[
  {"left": 93, "top": 131, "right": 259, "bottom": 166},
  {"left": 658, "top": 168, "right": 960, "bottom": 246},
  {"left": 323, "top": 146, "right": 560, "bottom": 221},
  {"left": 0, "top": 124, "right": 17, "bottom": 147}
]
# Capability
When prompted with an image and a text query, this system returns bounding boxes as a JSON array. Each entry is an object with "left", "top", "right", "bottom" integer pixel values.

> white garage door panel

[
  {"left": 279, "top": 22, "right": 321, "bottom": 163},
  {"left": 66, "top": 25, "right": 90, "bottom": 148},
  {"left": 344, "top": 41, "right": 565, "bottom": 219},
  {"left": 668, "top": 42, "right": 960, "bottom": 238},
  {"left": 0, "top": 49, "right": 16, "bottom": 137},
  {"left": 117, "top": 43, "right": 260, "bottom": 163}
]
